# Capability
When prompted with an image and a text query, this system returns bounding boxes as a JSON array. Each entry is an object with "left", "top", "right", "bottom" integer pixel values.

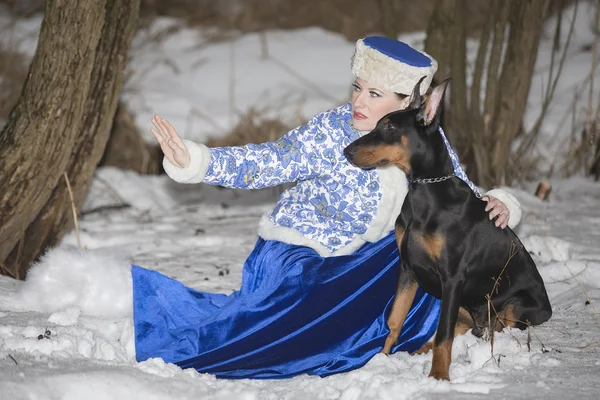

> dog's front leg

[
  {"left": 381, "top": 264, "right": 418, "bottom": 355},
  {"left": 429, "top": 281, "right": 463, "bottom": 381}
]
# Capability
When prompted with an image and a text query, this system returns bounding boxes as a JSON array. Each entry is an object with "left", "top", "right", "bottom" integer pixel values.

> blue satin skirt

[{"left": 132, "top": 231, "right": 440, "bottom": 379}]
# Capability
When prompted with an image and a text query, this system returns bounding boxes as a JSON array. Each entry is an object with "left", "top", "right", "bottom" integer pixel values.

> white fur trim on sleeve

[
  {"left": 162, "top": 139, "right": 212, "bottom": 184},
  {"left": 484, "top": 188, "right": 522, "bottom": 229}
]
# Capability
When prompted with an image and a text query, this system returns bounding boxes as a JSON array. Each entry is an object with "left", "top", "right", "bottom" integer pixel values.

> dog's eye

[{"left": 380, "top": 122, "right": 397, "bottom": 141}]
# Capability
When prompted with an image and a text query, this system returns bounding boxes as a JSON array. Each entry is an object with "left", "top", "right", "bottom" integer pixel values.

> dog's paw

[
  {"left": 472, "top": 325, "right": 484, "bottom": 338},
  {"left": 428, "top": 368, "right": 450, "bottom": 381}
]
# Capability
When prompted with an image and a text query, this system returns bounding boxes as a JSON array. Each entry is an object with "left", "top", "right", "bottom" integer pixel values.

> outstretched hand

[
  {"left": 482, "top": 195, "right": 510, "bottom": 229},
  {"left": 150, "top": 115, "right": 190, "bottom": 168}
]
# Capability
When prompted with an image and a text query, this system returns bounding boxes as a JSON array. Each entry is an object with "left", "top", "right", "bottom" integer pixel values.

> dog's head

[{"left": 344, "top": 77, "right": 450, "bottom": 176}]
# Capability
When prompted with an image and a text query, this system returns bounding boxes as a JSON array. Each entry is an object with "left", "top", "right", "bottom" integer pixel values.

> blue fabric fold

[{"left": 132, "top": 231, "right": 440, "bottom": 379}]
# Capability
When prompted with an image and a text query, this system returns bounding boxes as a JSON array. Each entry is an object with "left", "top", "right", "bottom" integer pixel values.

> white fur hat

[{"left": 351, "top": 36, "right": 438, "bottom": 95}]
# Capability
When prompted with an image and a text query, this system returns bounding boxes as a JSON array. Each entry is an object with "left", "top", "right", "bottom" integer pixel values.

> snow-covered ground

[{"left": 1, "top": 1, "right": 599, "bottom": 399}]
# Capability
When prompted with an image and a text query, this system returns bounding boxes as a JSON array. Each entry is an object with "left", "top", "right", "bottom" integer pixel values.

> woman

[{"left": 137, "top": 36, "right": 521, "bottom": 379}]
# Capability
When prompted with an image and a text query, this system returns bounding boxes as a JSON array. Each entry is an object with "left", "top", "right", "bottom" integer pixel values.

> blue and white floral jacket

[{"left": 164, "top": 103, "right": 522, "bottom": 257}]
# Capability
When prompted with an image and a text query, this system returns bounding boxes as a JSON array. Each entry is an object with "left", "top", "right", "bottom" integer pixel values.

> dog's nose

[{"left": 343, "top": 146, "right": 355, "bottom": 161}]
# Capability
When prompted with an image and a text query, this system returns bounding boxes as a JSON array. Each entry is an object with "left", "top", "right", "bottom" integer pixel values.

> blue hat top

[{"left": 363, "top": 36, "right": 432, "bottom": 68}]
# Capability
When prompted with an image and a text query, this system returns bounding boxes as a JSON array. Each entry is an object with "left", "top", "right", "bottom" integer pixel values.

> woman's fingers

[
  {"left": 168, "top": 139, "right": 183, "bottom": 155},
  {"left": 492, "top": 208, "right": 508, "bottom": 228},
  {"left": 168, "top": 139, "right": 190, "bottom": 167},
  {"left": 488, "top": 205, "right": 502, "bottom": 221},
  {"left": 152, "top": 114, "right": 170, "bottom": 143},
  {"left": 482, "top": 195, "right": 509, "bottom": 229},
  {"left": 153, "top": 115, "right": 187, "bottom": 150},
  {"left": 482, "top": 195, "right": 493, "bottom": 211},
  {"left": 497, "top": 213, "right": 508, "bottom": 229},
  {"left": 151, "top": 124, "right": 181, "bottom": 168},
  {"left": 149, "top": 127, "right": 163, "bottom": 144},
  {"left": 151, "top": 115, "right": 191, "bottom": 168},
  {"left": 162, "top": 119, "right": 185, "bottom": 146}
]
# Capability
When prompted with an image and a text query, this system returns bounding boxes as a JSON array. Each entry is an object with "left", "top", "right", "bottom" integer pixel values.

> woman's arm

[{"left": 158, "top": 115, "right": 327, "bottom": 189}]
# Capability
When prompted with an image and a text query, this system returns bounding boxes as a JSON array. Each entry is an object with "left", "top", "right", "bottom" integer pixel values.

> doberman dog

[{"left": 343, "top": 78, "right": 552, "bottom": 381}]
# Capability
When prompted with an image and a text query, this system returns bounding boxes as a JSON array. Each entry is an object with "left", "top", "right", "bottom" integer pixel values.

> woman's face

[{"left": 351, "top": 78, "right": 410, "bottom": 131}]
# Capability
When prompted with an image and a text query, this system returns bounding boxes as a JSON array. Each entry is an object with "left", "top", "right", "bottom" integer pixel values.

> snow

[
  {"left": 19, "top": 247, "right": 133, "bottom": 318},
  {"left": 1, "top": 2, "right": 599, "bottom": 399}
]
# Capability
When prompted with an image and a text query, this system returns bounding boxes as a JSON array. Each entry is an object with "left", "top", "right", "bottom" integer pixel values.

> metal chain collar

[{"left": 410, "top": 173, "right": 456, "bottom": 184}]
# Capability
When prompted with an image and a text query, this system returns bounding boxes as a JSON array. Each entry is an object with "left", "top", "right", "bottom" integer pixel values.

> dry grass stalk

[
  {"left": 95, "top": 176, "right": 129, "bottom": 206},
  {"left": 229, "top": 39, "right": 236, "bottom": 128},
  {"left": 269, "top": 56, "right": 342, "bottom": 104},
  {"left": 100, "top": 103, "right": 162, "bottom": 175},
  {"left": 0, "top": 0, "right": 44, "bottom": 17},
  {"left": 527, "top": 201, "right": 600, "bottom": 326},
  {"left": 488, "top": 241, "right": 522, "bottom": 300},
  {"left": 564, "top": 261, "right": 600, "bottom": 324},
  {"left": 511, "top": 215, "right": 600, "bottom": 359},
  {"left": 586, "top": 0, "right": 599, "bottom": 130},
  {"left": 14, "top": 221, "right": 25, "bottom": 280},
  {"left": 205, "top": 107, "right": 295, "bottom": 148},
  {"left": 527, "top": 213, "right": 599, "bottom": 317},
  {"left": 563, "top": 107, "right": 600, "bottom": 177},
  {"left": 63, "top": 172, "right": 82, "bottom": 249},
  {"left": 187, "top": 107, "right": 226, "bottom": 136},
  {"left": 483, "top": 241, "right": 525, "bottom": 360},
  {"left": 560, "top": 2, "right": 600, "bottom": 178},
  {"left": 585, "top": 49, "right": 600, "bottom": 179},
  {"left": 509, "top": 1, "right": 579, "bottom": 183},
  {"left": 203, "top": 107, "right": 300, "bottom": 198},
  {"left": 137, "top": 124, "right": 151, "bottom": 174},
  {"left": 560, "top": 81, "right": 597, "bottom": 176},
  {"left": 260, "top": 32, "right": 269, "bottom": 59}
]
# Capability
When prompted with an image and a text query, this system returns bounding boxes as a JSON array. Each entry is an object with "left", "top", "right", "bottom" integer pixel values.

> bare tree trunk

[
  {"left": 424, "top": 0, "right": 469, "bottom": 154},
  {"left": 591, "top": 134, "right": 600, "bottom": 181},
  {"left": 490, "top": 0, "right": 550, "bottom": 185},
  {"left": 424, "top": 0, "right": 456, "bottom": 82},
  {"left": 0, "top": 0, "right": 140, "bottom": 278},
  {"left": 468, "top": 0, "right": 496, "bottom": 185},
  {"left": 423, "top": 0, "right": 550, "bottom": 188},
  {"left": 447, "top": 0, "right": 469, "bottom": 150},
  {"left": 380, "top": 0, "right": 403, "bottom": 39},
  {"left": 482, "top": 0, "right": 511, "bottom": 135}
]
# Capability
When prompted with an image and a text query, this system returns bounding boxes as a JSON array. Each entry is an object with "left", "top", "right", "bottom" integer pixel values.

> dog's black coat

[{"left": 343, "top": 78, "right": 552, "bottom": 380}]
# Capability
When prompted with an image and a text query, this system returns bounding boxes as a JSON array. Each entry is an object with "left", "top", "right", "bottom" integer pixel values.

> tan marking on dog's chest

[{"left": 415, "top": 232, "right": 446, "bottom": 262}]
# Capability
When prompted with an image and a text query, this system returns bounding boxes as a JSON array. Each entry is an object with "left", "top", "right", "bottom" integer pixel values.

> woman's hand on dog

[
  {"left": 150, "top": 115, "right": 191, "bottom": 168},
  {"left": 482, "top": 195, "right": 510, "bottom": 229}
]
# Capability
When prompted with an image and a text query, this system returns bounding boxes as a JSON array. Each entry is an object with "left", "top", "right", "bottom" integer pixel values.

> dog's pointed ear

[
  {"left": 408, "top": 76, "right": 426, "bottom": 109},
  {"left": 419, "top": 78, "right": 451, "bottom": 128}
]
